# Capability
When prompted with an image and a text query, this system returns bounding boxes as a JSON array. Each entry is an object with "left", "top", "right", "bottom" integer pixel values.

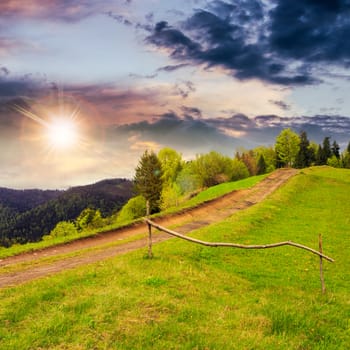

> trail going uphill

[{"left": 0, "top": 168, "right": 298, "bottom": 288}]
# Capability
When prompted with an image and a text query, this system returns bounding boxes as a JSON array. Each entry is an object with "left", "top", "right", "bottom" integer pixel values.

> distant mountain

[
  {"left": 0, "top": 178, "right": 133, "bottom": 246},
  {"left": 0, "top": 188, "right": 62, "bottom": 213}
]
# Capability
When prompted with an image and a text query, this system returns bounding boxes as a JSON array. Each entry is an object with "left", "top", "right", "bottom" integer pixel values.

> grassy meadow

[{"left": 0, "top": 167, "right": 349, "bottom": 349}]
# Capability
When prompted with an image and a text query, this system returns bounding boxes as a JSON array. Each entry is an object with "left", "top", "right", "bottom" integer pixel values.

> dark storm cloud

[
  {"left": 146, "top": 0, "right": 350, "bottom": 85},
  {"left": 116, "top": 111, "right": 248, "bottom": 154},
  {"left": 269, "top": 0, "right": 350, "bottom": 64}
]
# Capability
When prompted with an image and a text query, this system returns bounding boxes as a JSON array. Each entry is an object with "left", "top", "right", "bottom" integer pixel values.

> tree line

[{"left": 131, "top": 129, "right": 350, "bottom": 219}]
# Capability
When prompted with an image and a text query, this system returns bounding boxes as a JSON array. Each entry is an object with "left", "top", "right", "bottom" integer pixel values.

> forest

[{"left": 0, "top": 179, "right": 132, "bottom": 246}]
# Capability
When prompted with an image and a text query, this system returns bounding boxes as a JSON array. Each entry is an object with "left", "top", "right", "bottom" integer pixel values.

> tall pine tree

[
  {"left": 295, "top": 131, "right": 313, "bottom": 168},
  {"left": 133, "top": 150, "right": 163, "bottom": 214}
]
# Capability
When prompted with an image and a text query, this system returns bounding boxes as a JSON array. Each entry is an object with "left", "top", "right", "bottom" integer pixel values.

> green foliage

[
  {"left": 44, "top": 221, "right": 78, "bottom": 240},
  {"left": 236, "top": 150, "right": 258, "bottom": 175},
  {"left": 253, "top": 146, "right": 276, "bottom": 173},
  {"left": 327, "top": 155, "right": 342, "bottom": 168},
  {"left": 192, "top": 151, "right": 235, "bottom": 187},
  {"left": 231, "top": 158, "right": 250, "bottom": 180},
  {"left": 134, "top": 150, "right": 163, "bottom": 213},
  {"left": 117, "top": 195, "right": 147, "bottom": 223},
  {"left": 275, "top": 128, "right": 300, "bottom": 167},
  {"left": 176, "top": 161, "right": 202, "bottom": 194},
  {"left": 158, "top": 147, "right": 183, "bottom": 185},
  {"left": 160, "top": 183, "right": 182, "bottom": 210},
  {"left": 75, "top": 208, "right": 103, "bottom": 231},
  {"left": 342, "top": 150, "right": 350, "bottom": 168}
]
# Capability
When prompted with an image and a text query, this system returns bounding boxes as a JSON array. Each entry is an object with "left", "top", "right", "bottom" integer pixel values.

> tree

[
  {"left": 176, "top": 161, "right": 201, "bottom": 194},
  {"left": 322, "top": 137, "right": 332, "bottom": 160},
  {"left": 327, "top": 155, "right": 341, "bottom": 168},
  {"left": 75, "top": 208, "right": 103, "bottom": 231},
  {"left": 160, "top": 183, "right": 182, "bottom": 210},
  {"left": 253, "top": 146, "right": 276, "bottom": 172},
  {"left": 192, "top": 151, "right": 234, "bottom": 187},
  {"left": 45, "top": 221, "right": 78, "bottom": 239},
  {"left": 331, "top": 140, "right": 340, "bottom": 159},
  {"left": 231, "top": 159, "right": 250, "bottom": 180},
  {"left": 341, "top": 141, "right": 350, "bottom": 168},
  {"left": 117, "top": 195, "right": 147, "bottom": 223},
  {"left": 158, "top": 147, "right": 183, "bottom": 185},
  {"left": 236, "top": 149, "right": 257, "bottom": 176},
  {"left": 257, "top": 154, "right": 267, "bottom": 174},
  {"left": 295, "top": 131, "right": 313, "bottom": 168},
  {"left": 275, "top": 128, "right": 300, "bottom": 167},
  {"left": 133, "top": 150, "right": 163, "bottom": 213}
]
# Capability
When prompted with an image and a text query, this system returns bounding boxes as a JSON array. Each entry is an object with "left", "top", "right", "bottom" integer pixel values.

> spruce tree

[
  {"left": 257, "top": 154, "right": 267, "bottom": 174},
  {"left": 331, "top": 140, "right": 340, "bottom": 159},
  {"left": 322, "top": 137, "right": 332, "bottom": 161},
  {"left": 296, "top": 131, "right": 312, "bottom": 168},
  {"left": 133, "top": 150, "right": 163, "bottom": 213}
]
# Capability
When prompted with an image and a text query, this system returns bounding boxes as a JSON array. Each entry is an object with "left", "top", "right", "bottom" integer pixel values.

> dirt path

[{"left": 0, "top": 168, "right": 298, "bottom": 288}]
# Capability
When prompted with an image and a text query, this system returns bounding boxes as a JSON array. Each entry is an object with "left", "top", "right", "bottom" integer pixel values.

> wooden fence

[{"left": 145, "top": 218, "right": 334, "bottom": 293}]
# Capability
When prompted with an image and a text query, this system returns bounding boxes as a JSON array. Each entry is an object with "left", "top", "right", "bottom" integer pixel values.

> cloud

[
  {"left": 269, "top": 0, "right": 350, "bottom": 64},
  {"left": 157, "top": 63, "right": 190, "bottom": 72},
  {"left": 115, "top": 111, "right": 247, "bottom": 157},
  {"left": 181, "top": 105, "right": 202, "bottom": 117},
  {"left": 0, "top": 0, "right": 124, "bottom": 22},
  {"left": 269, "top": 100, "right": 291, "bottom": 111},
  {"left": 174, "top": 80, "right": 196, "bottom": 98},
  {"left": 145, "top": 0, "right": 350, "bottom": 86}
]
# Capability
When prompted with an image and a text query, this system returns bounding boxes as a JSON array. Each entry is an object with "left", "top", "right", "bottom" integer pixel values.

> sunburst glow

[{"left": 47, "top": 118, "right": 78, "bottom": 149}]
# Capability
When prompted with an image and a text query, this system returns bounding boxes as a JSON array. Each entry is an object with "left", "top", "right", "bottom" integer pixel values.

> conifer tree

[
  {"left": 133, "top": 150, "right": 163, "bottom": 213},
  {"left": 296, "top": 131, "right": 313, "bottom": 168},
  {"left": 331, "top": 140, "right": 340, "bottom": 159},
  {"left": 257, "top": 154, "right": 267, "bottom": 174}
]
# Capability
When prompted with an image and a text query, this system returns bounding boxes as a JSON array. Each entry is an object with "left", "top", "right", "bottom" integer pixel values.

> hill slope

[
  {"left": 0, "top": 178, "right": 133, "bottom": 246},
  {"left": 0, "top": 167, "right": 348, "bottom": 349},
  {"left": 0, "top": 168, "right": 297, "bottom": 285}
]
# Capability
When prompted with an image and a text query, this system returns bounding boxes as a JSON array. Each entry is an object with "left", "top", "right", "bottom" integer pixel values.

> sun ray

[{"left": 13, "top": 102, "right": 82, "bottom": 152}]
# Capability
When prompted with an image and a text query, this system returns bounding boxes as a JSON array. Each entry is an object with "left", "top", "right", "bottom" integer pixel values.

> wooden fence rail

[{"left": 145, "top": 218, "right": 335, "bottom": 263}]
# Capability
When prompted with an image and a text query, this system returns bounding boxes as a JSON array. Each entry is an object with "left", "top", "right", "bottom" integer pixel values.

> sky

[{"left": 1, "top": 0, "right": 350, "bottom": 189}]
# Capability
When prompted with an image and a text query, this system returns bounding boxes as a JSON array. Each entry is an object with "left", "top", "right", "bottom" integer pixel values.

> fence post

[
  {"left": 146, "top": 200, "right": 153, "bottom": 258},
  {"left": 319, "top": 234, "right": 326, "bottom": 294}
]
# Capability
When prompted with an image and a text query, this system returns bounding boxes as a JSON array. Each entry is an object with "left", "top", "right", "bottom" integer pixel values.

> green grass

[
  {"left": 0, "top": 167, "right": 349, "bottom": 349},
  {"left": 0, "top": 174, "right": 267, "bottom": 259},
  {"left": 163, "top": 173, "right": 268, "bottom": 213}
]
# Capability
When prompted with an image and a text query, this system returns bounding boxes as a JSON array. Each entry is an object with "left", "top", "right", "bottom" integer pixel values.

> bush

[
  {"left": 44, "top": 221, "right": 78, "bottom": 240},
  {"left": 117, "top": 195, "right": 147, "bottom": 223}
]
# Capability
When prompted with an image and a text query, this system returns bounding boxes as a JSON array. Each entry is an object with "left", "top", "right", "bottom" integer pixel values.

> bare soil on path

[{"left": 0, "top": 168, "right": 298, "bottom": 288}]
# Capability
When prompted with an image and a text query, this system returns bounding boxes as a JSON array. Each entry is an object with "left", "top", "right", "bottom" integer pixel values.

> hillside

[
  {"left": 0, "top": 178, "right": 133, "bottom": 246},
  {"left": 0, "top": 167, "right": 349, "bottom": 349}
]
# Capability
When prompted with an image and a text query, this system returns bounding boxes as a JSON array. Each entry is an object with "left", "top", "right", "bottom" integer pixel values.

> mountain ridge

[{"left": 0, "top": 178, "right": 133, "bottom": 246}]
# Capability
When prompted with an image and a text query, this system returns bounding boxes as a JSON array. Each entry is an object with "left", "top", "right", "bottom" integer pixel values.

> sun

[{"left": 47, "top": 118, "right": 78, "bottom": 149}]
